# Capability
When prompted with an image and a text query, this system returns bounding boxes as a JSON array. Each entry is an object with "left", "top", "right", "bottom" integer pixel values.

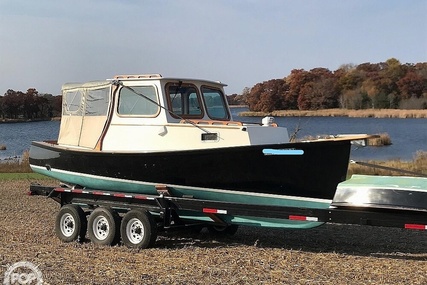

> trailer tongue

[{"left": 29, "top": 174, "right": 427, "bottom": 249}]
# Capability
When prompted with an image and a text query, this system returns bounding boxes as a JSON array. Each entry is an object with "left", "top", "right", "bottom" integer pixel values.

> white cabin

[{"left": 58, "top": 74, "right": 289, "bottom": 152}]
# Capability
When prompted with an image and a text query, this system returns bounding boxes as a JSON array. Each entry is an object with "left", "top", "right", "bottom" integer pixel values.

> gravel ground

[{"left": 1, "top": 179, "right": 426, "bottom": 285}]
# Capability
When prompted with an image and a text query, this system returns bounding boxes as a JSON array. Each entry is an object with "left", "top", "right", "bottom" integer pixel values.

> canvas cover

[{"left": 58, "top": 81, "right": 111, "bottom": 149}]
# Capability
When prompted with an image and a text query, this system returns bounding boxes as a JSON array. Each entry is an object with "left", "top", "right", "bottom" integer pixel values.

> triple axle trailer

[{"left": 29, "top": 177, "right": 427, "bottom": 249}]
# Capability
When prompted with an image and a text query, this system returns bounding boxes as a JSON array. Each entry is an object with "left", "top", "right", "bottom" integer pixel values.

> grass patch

[
  {"left": 0, "top": 150, "right": 32, "bottom": 173},
  {"left": 0, "top": 173, "right": 53, "bottom": 180},
  {"left": 0, "top": 151, "right": 52, "bottom": 180},
  {"left": 348, "top": 151, "right": 427, "bottom": 177}
]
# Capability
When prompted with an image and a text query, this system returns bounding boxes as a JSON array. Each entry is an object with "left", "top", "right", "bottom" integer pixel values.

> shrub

[{"left": 367, "top": 133, "right": 392, "bottom": 146}]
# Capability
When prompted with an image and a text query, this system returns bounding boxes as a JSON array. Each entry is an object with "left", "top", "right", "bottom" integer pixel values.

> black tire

[
  {"left": 88, "top": 207, "right": 121, "bottom": 246},
  {"left": 207, "top": 224, "right": 239, "bottom": 236},
  {"left": 55, "top": 204, "right": 87, "bottom": 243},
  {"left": 120, "top": 209, "right": 157, "bottom": 249}
]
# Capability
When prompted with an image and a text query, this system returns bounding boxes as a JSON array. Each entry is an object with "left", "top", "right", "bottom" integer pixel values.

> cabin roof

[
  {"left": 62, "top": 74, "right": 227, "bottom": 91},
  {"left": 62, "top": 81, "right": 110, "bottom": 91},
  {"left": 111, "top": 74, "right": 227, "bottom": 86}
]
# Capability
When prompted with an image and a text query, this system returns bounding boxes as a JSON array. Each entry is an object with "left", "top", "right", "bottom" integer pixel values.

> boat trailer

[{"left": 29, "top": 181, "right": 427, "bottom": 249}]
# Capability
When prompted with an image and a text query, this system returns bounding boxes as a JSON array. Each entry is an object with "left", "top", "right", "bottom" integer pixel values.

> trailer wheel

[
  {"left": 55, "top": 204, "right": 87, "bottom": 243},
  {"left": 208, "top": 224, "right": 239, "bottom": 236},
  {"left": 88, "top": 207, "right": 120, "bottom": 246},
  {"left": 120, "top": 209, "right": 157, "bottom": 249}
]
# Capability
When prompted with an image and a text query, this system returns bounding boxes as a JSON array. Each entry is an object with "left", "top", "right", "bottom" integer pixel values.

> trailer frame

[{"left": 29, "top": 183, "right": 427, "bottom": 248}]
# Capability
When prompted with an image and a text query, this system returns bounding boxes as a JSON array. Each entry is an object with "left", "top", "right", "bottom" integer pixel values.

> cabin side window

[
  {"left": 63, "top": 89, "right": 83, "bottom": 115},
  {"left": 201, "top": 86, "right": 230, "bottom": 120},
  {"left": 118, "top": 86, "right": 160, "bottom": 116},
  {"left": 166, "top": 83, "right": 203, "bottom": 119},
  {"left": 85, "top": 87, "right": 110, "bottom": 116}
]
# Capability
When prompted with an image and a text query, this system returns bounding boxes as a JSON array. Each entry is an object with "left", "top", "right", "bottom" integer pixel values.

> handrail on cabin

[
  {"left": 179, "top": 119, "right": 243, "bottom": 126},
  {"left": 114, "top": 74, "right": 162, "bottom": 79}
]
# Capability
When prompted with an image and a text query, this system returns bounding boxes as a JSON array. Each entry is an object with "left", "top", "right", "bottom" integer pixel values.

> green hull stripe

[{"left": 32, "top": 166, "right": 330, "bottom": 229}]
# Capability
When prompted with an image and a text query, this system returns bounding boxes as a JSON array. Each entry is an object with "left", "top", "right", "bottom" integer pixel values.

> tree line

[
  {"left": 227, "top": 58, "right": 427, "bottom": 112},
  {"left": 0, "top": 89, "right": 62, "bottom": 120},
  {"left": 3, "top": 58, "right": 426, "bottom": 120}
]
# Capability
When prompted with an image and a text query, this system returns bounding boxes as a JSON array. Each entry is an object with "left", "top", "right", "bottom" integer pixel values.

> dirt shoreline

[
  {"left": 1, "top": 179, "right": 426, "bottom": 284},
  {"left": 0, "top": 117, "right": 61, "bottom": 124}
]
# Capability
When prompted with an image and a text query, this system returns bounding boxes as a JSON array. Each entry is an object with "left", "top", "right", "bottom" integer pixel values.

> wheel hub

[
  {"left": 60, "top": 214, "right": 75, "bottom": 237},
  {"left": 127, "top": 218, "right": 144, "bottom": 244},
  {"left": 93, "top": 216, "right": 109, "bottom": 240}
]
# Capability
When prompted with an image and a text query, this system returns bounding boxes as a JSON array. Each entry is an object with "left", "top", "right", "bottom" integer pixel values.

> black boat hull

[{"left": 29, "top": 140, "right": 351, "bottom": 200}]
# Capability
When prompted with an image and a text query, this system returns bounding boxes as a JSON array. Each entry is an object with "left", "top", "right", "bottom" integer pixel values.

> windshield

[
  {"left": 165, "top": 83, "right": 230, "bottom": 120},
  {"left": 166, "top": 83, "right": 203, "bottom": 118},
  {"left": 201, "top": 86, "right": 229, "bottom": 120}
]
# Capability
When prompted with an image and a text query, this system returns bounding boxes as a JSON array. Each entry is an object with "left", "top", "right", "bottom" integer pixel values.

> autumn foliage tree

[
  {"left": 285, "top": 69, "right": 310, "bottom": 109},
  {"left": 245, "top": 79, "right": 289, "bottom": 112},
  {"left": 227, "top": 93, "right": 246, "bottom": 105},
  {"left": 397, "top": 70, "right": 425, "bottom": 99},
  {"left": 244, "top": 58, "right": 427, "bottom": 111},
  {"left": 296, "top": 68, "right": 339, "bottom": 110}
]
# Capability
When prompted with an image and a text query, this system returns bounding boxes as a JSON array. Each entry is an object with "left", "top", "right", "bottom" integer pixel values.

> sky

[{"left": 0, "top": 0, "right": 426, "bottom": 95}]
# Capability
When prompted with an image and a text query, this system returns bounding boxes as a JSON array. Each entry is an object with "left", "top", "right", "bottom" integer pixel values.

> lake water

[
  {"left": 0, "top": 111, "right": 426, "bottom": 161},
  {"left": 0, "top": 121, "right": 60, "bottom": 160},
  {"left": 231, "top": 107, "right": 427, "bottom": 161}
]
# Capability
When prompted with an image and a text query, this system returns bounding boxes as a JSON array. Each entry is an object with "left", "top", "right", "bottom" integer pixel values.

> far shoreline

[
  {"left": 2, "top": 109, "right": 427, "bottom": 121},
  {"left": 237, "top": 108, "right": 427, "bottom": 119},
  {"left": 0, "top": 117, "right": 61, "bottom": 124}
]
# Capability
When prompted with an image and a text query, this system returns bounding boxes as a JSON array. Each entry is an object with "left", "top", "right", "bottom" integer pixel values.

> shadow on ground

[{"left": 154, "top": 224, "right": 427, "bottom": 260}]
